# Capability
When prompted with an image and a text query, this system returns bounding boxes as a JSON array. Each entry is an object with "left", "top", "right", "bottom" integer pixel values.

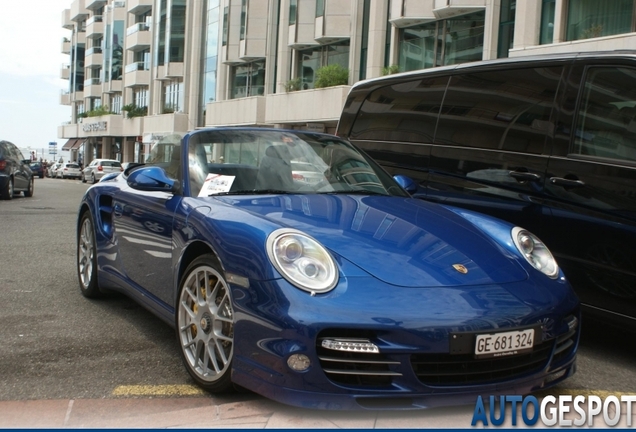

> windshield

[{"left": 185, "top": 129, "right": 408, "bottom": 198}]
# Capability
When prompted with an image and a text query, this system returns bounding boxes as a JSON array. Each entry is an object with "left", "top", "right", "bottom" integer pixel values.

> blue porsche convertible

[{"left": 76, "top": 128, "right": 579, "bottom": 410}]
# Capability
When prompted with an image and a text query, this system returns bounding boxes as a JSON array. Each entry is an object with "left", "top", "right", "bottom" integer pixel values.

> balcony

[
  {"left": 85, "top": 47, "right": 103, "bottom": 67},
  {"left": 104, "top": 79, "right": 122, "bottom": 94},
  {"left": 143, "top": 113, "right": 190, "bottom": 135},
  {"left": 61, "top": 64, "right": 71, "bottom": 80},
  {"left": 314, "top": 1, "right": 351, "bottom": 44},
  {"left": 71, "top": 91, "right": 84, "bottom": 103},
  {"left": 124, "top": 62, "right": 150, "bottom": 87},
  {"left": 156, "top": 62, "right": 184, "bottom": 80},
  {"left": 61, "top": 38, "right": 71, "bottom": 54},
  {"left": 206, "top": 97, "right": 266, "bottom": 126},
  {"left": 122, "top": 116, "right": 144, "bottom": 137},
  {"left": 62, "top": 9, "right": 73, "bottom": 30},
  {"left": 58, "top": 123, "right": 79, "bottom": 139},
  {"left": 265, "top": 85, "right": 350, "bottom": 125},
  {"left": 60, "top": 90, "right": 71, "bottom": 106},
  {"left": 390, "top": 0, "right": 436, "bottom": 28},
  {"left": 85, "top": 0, "right": 106, "bottom": 10},
  {"left": 70, "top": 0, "right": 89, "bottom": 22},
  {"left": 126, "top": 24, "right": 151, "bottom": 50},
  {"left": 86, "top": 15, "right": 103, "bottom": 38},
  {"left": 84, "top": 79, "right": 102, "bottom": 97},
  {"left": 128, "top": 0, "right": 152, "bottom": 15},
  {"left": 288, "top": 1, "right": 321, "bottom": 49},
  {"left": 433, "top": 0, "right": 487, "bottom": 19}
]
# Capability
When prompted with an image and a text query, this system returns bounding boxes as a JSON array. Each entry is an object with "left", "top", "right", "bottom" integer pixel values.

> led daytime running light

[{"left": 321, "top": 338, "right": 380, "bottom": 353}]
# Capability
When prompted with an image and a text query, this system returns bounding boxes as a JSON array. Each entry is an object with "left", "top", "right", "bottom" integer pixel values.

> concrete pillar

[
  {"left": 512, "top": 0, "right": 542, "bottom": 49},
  {"left": 366, "top": 0, "right": 389, "bottom": 79}
]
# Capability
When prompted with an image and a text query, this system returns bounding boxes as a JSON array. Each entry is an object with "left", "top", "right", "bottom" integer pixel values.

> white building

[{"left": 58, "top": 0, "right": 636, "bottom": 164}]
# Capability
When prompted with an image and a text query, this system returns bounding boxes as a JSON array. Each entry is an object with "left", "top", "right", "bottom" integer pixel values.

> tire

[
  {"left": 77, "top": 212, "right": 101, "bottom": 298},
  {"left": 0, "top": 177, "right": 13, "bottom": 200},
  {"left": 24, "top": 177, "right": 34, "bottom": 198},
  {"left": 176, "top": 255, "right": 234, "bottom": 393},
  {"left": 82, "top": 173, "right": 86, "bottom": 183},
  {"left": 91, "top": 173, "right": 96, "bottom": 184}
]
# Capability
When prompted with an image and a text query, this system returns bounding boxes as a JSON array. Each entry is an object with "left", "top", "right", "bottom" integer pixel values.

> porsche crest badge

[{"left": 452, "top": 264, "right": 468, "bottom": 274}]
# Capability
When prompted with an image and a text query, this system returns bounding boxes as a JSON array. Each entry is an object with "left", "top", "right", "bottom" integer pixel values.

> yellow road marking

[{"left": 112, "top": 385, "right": 206, "bottom": 397}]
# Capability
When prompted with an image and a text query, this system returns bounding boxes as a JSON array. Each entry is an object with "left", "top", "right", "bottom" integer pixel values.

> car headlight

[
  {"left": 511, "top": 227, "right": 559, "bottom": 279},
  {"left": 266, "top": 228, "right": 338, "bottom": 294}
]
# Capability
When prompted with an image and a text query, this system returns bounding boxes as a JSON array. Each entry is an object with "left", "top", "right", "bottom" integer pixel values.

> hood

[{"left": 214, "top": 195, "right": 527, "bottom": 287}]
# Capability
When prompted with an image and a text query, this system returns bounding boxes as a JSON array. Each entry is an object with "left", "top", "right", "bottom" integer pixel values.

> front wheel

[
  {"left": 176, "top": 255, "right": 234, "bottom": 393},
  {"left": 24, "top": 177, "right": 34, "bottom": 197},
  {"left": 77, "top": 212, "right": 101, "bottom": 298}
]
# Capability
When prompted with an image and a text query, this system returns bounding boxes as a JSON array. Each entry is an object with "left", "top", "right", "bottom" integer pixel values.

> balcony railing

[
  {"left": 126, "top": 22, "right": 149, "bottom": 35},
  {"left": 84, "top": 77, "right": 101, "bottom": 86},
  {"left": 125, "top": 61, "right": 150, "bottom": 73},
  {"left": 86, "top": 15, "right": 103, "bottom": 25},
  {"left": 85, "top": 46, "right": 103, "bottom": 55}
]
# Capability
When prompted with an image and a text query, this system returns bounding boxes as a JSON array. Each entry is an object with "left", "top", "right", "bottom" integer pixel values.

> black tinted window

[
  {"left": 350, "top": 76, "right": 448, "bottom": 143},
  {"left": 435, "top": 67, "right": 563, "bottom": 154},
  {"left": 574, "top": 67, "right": 636, "bottom": 163},
  {"left": 102, "top": 161, "right": 121, "bottom": 167}
]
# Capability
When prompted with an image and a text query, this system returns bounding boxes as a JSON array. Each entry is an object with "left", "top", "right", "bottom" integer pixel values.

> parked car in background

[
  {"left": 48, "top": 163, "right": 61, "bottom": 178},
  {"left": 81, "top": 159, "right": 122, "bottom": 183},
  {"left": 0, "top": 140, "right": 34, "bottom": 200},
  {"left": 29, "top": 161, "right": 45, "bottom": 178},
  {"left": 56, "top": 162, "right": 82, "bottom": 179},
  {"left": 336, "top": 51, "right": 636, "bottom": 327},
  {"left": 76, "top": 128, "right": 579, "bottom": 410}
]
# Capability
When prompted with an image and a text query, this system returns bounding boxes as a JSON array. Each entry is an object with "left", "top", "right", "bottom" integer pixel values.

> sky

[{"left": 0, "top": 0, "right": 73, "bottom": 158}]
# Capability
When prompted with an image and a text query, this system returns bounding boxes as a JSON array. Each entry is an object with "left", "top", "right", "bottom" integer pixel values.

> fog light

[
  {"left": 287, "top": 354, "right": 311, "bottom": 371},
  {"left": 321, "top": 338, "right": 379, "bottom": 353}
]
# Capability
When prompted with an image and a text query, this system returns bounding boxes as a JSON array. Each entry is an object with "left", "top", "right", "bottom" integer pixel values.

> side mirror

[
  {"left": 127, "top": 166, "right": 180, "bottom": 194},
  {"left": 393, "top": 174, "right": 418, "bottom": 194}
]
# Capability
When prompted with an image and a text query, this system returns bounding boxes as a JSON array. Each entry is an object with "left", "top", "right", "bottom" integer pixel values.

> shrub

[
  {"left": 314, "top": 64, "right": 349, "bottom": 88},
  {"left": 121, "top": 104, "right": 148, "bottom": 119},
  {"left": 284, "top": 77, "right": 302, "bottom": 92},
  {"left": 382, "top": 64, "right": 400, "bottom": 76}
]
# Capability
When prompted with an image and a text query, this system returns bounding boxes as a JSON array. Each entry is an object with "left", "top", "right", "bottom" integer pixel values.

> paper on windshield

[{"left": 198, "top": 173, "right": 236, "bottom": 196}]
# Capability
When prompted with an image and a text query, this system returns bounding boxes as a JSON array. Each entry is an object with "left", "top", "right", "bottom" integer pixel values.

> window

[
  {"left": 297, "top": 42, "right": 349, "bottom": 89},
  {"left": 164, "top": 80, "right": 184, "bottom": 112},
  {"left": 497, "top": 0, "right": 516, "bottom": 58},
  {"left": 231, "top": 60, "right": 265, "bottom": 98},
  {"left": 566, "top": 0, "right": 634, "bottom": 41},
  {"left": 240, "top": 0, "right": 247, "bottom": 40},
  {"left": 289, "top": 0, "right": 297, "bottom": 25},
  {"left": 134, "top": 88, "right": 148, "bottom": 108},
  {"left": 316, "top": 0, "right": 325, "bottom": 17},
  {"left": 111, "top": 94, "right": 122, "bottom": 114},
  {"left": 540, "top": 0, "right": 556, "bottom": 44},
  {"left": 398, "top": 11, "right": 485, "bottom": 71},
  {"left": 573, "top": 67, "right": 636, "bottom": 162},
  {"left": 435, "top": 66, "right": 564, "bottom": 153},
  {"left": 222, "top": 6, "right": 229, "bottom": 46}
]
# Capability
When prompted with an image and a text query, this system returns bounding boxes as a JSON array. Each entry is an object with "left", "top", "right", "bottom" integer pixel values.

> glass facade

[
  {"left": 231, "top": 60, "right": 266, "bottom": 98},
  {"left": 497, "top": 0, "right": 516, "bottom": 58},
  {"left": 540, "top": 0, "right": 556, "bottom": 44},
  {"left": 201, "top": 0, "right": 220, "bottom": 125},
  {"left": 154, "top": 0, "right": 186, "bottom": 66},
  {"left": 289, "top": 0, "right": 297, "bottom": 25},
  {"left": 566, "top": 0, "right": 634, "bottom": 41},
  {"left": 297, "top": 42, "right": 350, "bottom": 89},
  {"left": 104, "top": 20, "right": 124, "bottom": 81},
  {"left": 398, "top": 11, "right": 485, "bottom": 72}
]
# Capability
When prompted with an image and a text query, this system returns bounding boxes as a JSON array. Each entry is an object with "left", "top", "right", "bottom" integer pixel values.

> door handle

[
  {"left": 550, "top": 177, "right": 585, "bottom": 188},
  {"left": 114, "top": 204, "right": 123, "bottom": 217},
  {"left": 508, "top": 171, "right": 541, "bottom": 182}
]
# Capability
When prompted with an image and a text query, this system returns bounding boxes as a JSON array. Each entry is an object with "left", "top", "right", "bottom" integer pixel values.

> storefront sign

[{"left": 82, "top": 121, "right": 108, "bottom": 132}]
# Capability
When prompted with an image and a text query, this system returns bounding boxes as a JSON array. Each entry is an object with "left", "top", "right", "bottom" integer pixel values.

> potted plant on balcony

[
  {"left": 121, "top": 104, "right": 148, "bottom": 119},
  {"left": 314, "top": 64, "right": 349, "bottom": 88}
]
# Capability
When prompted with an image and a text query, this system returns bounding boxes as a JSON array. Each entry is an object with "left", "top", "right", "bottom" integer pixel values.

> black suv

[{"left": 0, "top": 140, "right": 34, "bottom": 200}]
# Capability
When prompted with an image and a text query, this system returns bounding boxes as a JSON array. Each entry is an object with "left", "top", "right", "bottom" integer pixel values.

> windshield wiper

[
  {"left": 210, "top": 189, "right": 296, "bottom": 196},
  {"left": 317, "top": 190, "right": 388, "bottom": 196}
]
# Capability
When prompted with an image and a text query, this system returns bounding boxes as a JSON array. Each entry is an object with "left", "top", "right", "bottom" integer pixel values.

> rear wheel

[
  {"left": 91, "top": 173, "right": 96, "bottom": 184},
  {"left": 77, "top": 212, "right": 101, "bottom": 298},
  {"left": 0, "top": 177, "right": 13, "bottom": 200},
  {"left": 176, "top": 255, "right": 234, "bottom": 393}
]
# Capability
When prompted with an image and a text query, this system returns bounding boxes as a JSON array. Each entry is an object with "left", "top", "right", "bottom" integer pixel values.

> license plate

[{"left": 474, "top": 328, "right": 534, "bottom": 358}]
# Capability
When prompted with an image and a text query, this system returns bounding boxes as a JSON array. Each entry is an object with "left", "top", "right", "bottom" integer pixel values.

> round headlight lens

[
  {"left": 511, "top": 227, "right": 559, "bottom": 279},
  {"left": 267, "top": 229, "right": 338, "bottom": 293}
]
